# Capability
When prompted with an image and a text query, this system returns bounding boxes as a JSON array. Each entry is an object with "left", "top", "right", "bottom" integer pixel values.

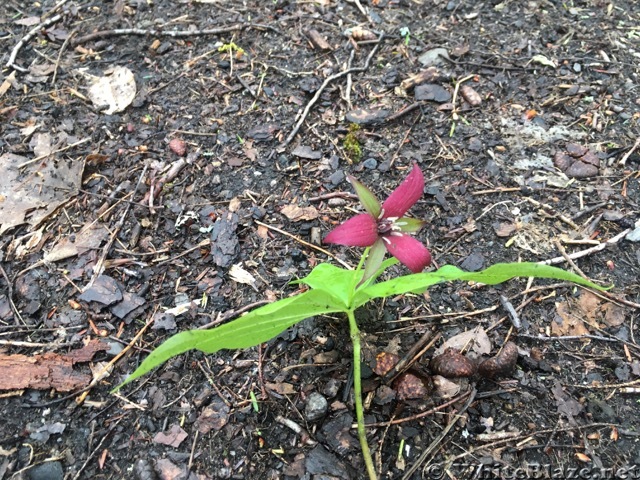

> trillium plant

[{"left": 116, "top": 164, "right": 607, "bottom": 480}]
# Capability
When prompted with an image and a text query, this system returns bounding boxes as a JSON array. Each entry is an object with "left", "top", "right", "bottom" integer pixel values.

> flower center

[{"left": 377, "top": 217, "right": 399, "bottom": 235}]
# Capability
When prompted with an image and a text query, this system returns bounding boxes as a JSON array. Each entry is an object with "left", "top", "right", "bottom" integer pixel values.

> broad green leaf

[
  {"left": 293, "top": 263, "right": 360, "bottom": 308},
  {"left": 114, "top": 289, "right": 345, "bottom": 391},
  {"left": 348, "top": 175, "right": 381, "bottom": 218},
  {"left": 354, "top": 262, "right": 609, "bottom": 307}
]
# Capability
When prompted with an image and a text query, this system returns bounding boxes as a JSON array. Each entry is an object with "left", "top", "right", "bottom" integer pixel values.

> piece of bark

[
  {"left": 400, "top": 67, "right": 442, "bottom": 91},
  {"left": 0, "top": 340, "right": 109, "bottom": 392},
  {"left": 306, "top": 29, "right": 331, "bottom": 51}
]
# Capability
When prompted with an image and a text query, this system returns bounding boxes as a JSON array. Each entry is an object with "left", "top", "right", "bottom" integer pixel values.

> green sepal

[{"left": 348, "top": 175, "right": 382, "bottom": 218}]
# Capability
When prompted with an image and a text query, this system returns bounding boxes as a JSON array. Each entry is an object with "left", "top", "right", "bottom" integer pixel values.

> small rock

[
  {"left": 292, "top": 145, "right": 322, "bottom": 160},
  {"left": 415, "top": 83, "right": 451, "bottom": 103},
  {"left": 327, "top": 169, "right": 345, "bottom": 185},
  {"left": 460, "top": 252, "right": 485, "bottom": 271},
  {"left": 468, "top": 137, "right": 482, "bottom": 152},
  {"left": 374, "top": 384, "right": 397, "bottom": 405},
  {"left": 323, "top": 378, "right": 341, "bottom": 398},
  {"left": 305, "top": 392, "right": 328, "bottom": 421},
  {"left": 305, "top": 445, "right": 350, "bottom": 479},
  {"left": 417, "top": 47, "right": 450, "bottom": 67},
  {"left": 345, "top": 108, "right": 390, "bottom": 126},
  {"left": 134, "top": 458, "right": 158, "bottom": 480},
  {"left": 362, "top": 157, "right": 377, "bottom": 169},
  {"left": 27, "top": 461, "right": 64, "bottom": 480}
]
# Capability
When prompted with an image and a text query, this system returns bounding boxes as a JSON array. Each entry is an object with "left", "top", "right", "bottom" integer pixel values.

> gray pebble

[
  {"left": 305, "top": 392, "right": 328, "bottom": 421},
  {"left": 362, "top": 158, "right": 377, "bottom": 169},
  {"left": 27, "top": 461, "right": 64, "bottom": 480},
  {"left": 328, "top": 170, "right": 345, "bottom": 185}
]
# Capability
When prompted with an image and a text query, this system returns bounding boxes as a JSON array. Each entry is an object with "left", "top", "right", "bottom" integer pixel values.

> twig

[
  {"left": 539, "top": 228, "right": 630, "bottom": 266},
  {"left": 85, "top": 164, "right": 148, "bottom": 289},
  {"left": 524, "top": 197, "right": 580, "bottom": 231},
  {"left": 402, "top": 388, "right": 477, "bottom": 480},
  {"left": 236, "top": 73, "right": 256, "bottom": 99},
  {"left": 0, "top": 264, "right": 25, "bottom": 325},
  {"left": 553, "top": 238, "right": 589, "bottom": 281},
  {"left": 308, "top": 191, "right": 358, "bottom": 202},
  {"left": 275, "top": 415, "right": 317, "bottom": 445},
  {"left": 42, "top": 0, "right": 70, "bottom": 19},
  {"left": 71, "top": 417, "right": 123, "bottom": 480},
  {"left": 17, "top": 136, "right": 92, "bottom": 168},
  {"left": 365, "top": 390, "right": 474, "bottom": 428},
  {"left": 279, "top": 34, "right": 384, "bottom": 150},
  {"left": 5, "top": 14, "right": 64, "bottom": 71},
  {"left": 382, "top": 332, "right": 441, "bottom": 385},
  {"left": 254, "top": 220, "right": 352, "bottom": 269},
  {"left": 499, "top": 294, "right": 521, "bottom": 330},
  {"left": 71, "top": 23, "right": 280, "bottom": 46},
  {"left": 197, "top": 300, "right": 270, "bottom": 330},
  {"left": 51, "top": 27, "right": 77, "bottom": 84},
  {"left": 519, "top": 333, "right": 618, "bottom": 342},
  {"left": 619, "top": 137, "right": 640, "bottom": 165},
  {"left": 141, "top": 157, "right": 190, "bottom": 208}
]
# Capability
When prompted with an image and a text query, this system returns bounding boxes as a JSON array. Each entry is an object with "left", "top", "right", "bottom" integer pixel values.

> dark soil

[{"left": 1, "top": 1, "right": 640, "bottom": 479}]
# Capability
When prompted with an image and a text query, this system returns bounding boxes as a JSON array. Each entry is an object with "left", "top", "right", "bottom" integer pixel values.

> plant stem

[{"left": 346, "top": 309, "right": 377, "bottom": 480}]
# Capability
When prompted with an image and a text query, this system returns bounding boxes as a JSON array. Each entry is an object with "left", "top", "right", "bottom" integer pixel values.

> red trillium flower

[{"left": 324, "top": 164, "right": 432, "bottom": 276}]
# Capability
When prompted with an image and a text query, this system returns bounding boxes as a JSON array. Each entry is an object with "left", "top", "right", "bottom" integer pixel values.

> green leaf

[
  {"left": 348, "top": 175, "right": 381, "bottom": 218},
  {"left": 395, "top": 217, "right": 425, "bottom": 233},
  {"left": 354, "top": 262, "right": 609, "bottom": 307},
  {"left": 293, "top": 263, "right": 360, "bottom": 308},
  {"left": 114, "top": 289, "right": 345, "bottom": 391}
]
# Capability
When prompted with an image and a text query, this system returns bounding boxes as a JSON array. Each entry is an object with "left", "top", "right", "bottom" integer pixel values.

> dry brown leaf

[
  {"left": 281, "top": 204, "right": 319, "bottom": 221},
  {"left": 153, "top": 424, "right": 188, "bottom": 448},
  {"left": 552, "top": 301, "right": 590, "bottom": 336},
  {"left": 266, "top": 382, "right": 297, "bottom": 395}
]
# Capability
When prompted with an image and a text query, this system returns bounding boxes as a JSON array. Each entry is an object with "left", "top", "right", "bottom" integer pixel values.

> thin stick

[
  {"left": 51, "top": 28, "right": 77, "bottom": 84},
  {"left": 0, "top": 264, "right": 25, "bottom": 325},
  {"left": 254, "top": 220, "right": 351, "bottom": 269},
  {"left": 85, "top": 164, "right": 147, "bottom": 289},
  {"left": 5, "top": 14, "right": 63, "bottom": 71},
  {"left": 553, "top": 238, "right": 589, "bottom": 281},
  {"left": 17, "top": 136, "right": 92, "bottom": 168},
  {"left": 402, "top": 388, "right": 477, "bottom": 480},
  {"left": 71, "top": 23, "right": 280, "bottom": 46},
  {"left": 619, "top": 137, "right": 640, "bottom": 165},
  {"left": 197, "top": 300, "right": 270, "bottom": 330},
  {"left": 539, "top": 228, "right": 630, "bottom": 266},
  {"left": 279, "top": 34, "right": 384, "bottom": 150}
]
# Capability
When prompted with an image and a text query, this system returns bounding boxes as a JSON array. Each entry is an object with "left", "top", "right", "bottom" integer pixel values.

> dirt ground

[{"left": 1, "top": 0, "right": 640, "bottom": 479}]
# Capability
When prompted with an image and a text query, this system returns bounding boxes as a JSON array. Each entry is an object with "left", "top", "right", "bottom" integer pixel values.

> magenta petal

[
  {"left": 383, "top": 234, "right": 432, "bottom": 273},
  {"left": 381, "top": 164, "right": 425, "bottom": 218},
  {"left": 323, "top": 214, "right": 378, "bottom": 247}
]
